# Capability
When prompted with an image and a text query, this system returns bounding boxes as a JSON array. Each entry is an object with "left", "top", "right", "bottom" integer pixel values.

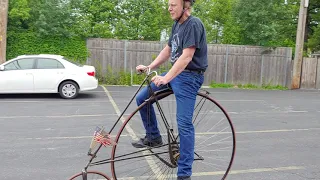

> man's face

[{"left": 168, "top": 0, "right": 184, "bottom": 20}]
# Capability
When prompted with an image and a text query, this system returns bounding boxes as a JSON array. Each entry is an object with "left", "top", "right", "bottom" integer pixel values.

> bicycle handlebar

[
  {"left": 147, "top": 67, "right": 158, "bottom": 76},
  {"left": 138, "top": 67, "right": 158, "bottom": 77}
]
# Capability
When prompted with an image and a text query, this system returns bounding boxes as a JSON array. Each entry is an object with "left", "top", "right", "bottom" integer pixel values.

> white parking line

[
  {"left": 233, "top": 128, "right": 320, "bottom": 134},
  {"left": 227, "top": 110, "right": 310, "bottom": 115},
  {"left": 25, "top": 136, "right": 92, "bottom": 140},
  {"left": 23, "top": 127, "right": 320, "bottom": 140},
  {"left": 100, "top": 86, "right": 137, "bottom": 139},
  {"left": 1, "top": 110, "right": 312, "bottom": 120},
  {"left": 227, "top": 166, "right": 305, "bottom": 175},
  {"left": 116, "top": 166, "right": 305, "bottom": 179},
  {"left": 0, "top": 101, "right": 44, "bottom": 103},
  {"left": 286, "top": 110, "right": 309, "bottom": 113},
  {"left": 0, "top": 114, "right": 118, "bottom": 119},
  {"left": 0, "top": 100, "right": 110, "bottom": 103},
  {"left": 101, "top": 85, "right": 162, "bottom": 179},
  {"left": 218, "top": 100, "right": 265, "bottom": 102}
]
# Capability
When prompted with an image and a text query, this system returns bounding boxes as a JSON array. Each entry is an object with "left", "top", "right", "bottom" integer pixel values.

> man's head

[{"left": 168, "top": 0, "right": 195, "bottom": 21}]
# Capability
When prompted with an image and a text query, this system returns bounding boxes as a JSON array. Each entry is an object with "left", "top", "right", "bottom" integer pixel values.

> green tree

[
  {"left": 233, "top": 0, "right": 299, "bottom": 47},
  {"left": 308, "top": 26, "right": 320, "bottom": 52},
  {"left": 114, "top": 0, "right": 171, "bottom": 41},
  {"left": 25, "top": 0, "right": 75, "bottom": 37},
  {"left": 8, "top": 0, "right": 31, "bottom": 31},
  {"left": 193, "top": 0, "right": 236, "bottom": 44},
  {"left": 69, "top": 0, "right": 119, "bottom": 38},
  {"left": 306, "top": 0, "right": 320, "bottom": 52},
  {"left": 6, "top": 0, "right": 88, "bottom": 61}
]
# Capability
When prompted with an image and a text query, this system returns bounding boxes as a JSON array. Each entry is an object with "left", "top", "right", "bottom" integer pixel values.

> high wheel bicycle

[{"left": 69, "top": 69, "right": 236, "bottom": 180}]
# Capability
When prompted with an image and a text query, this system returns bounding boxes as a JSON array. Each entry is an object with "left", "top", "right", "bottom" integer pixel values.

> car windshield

[{"left": 62, "top": 57, "right": 83, "bottom": 67}]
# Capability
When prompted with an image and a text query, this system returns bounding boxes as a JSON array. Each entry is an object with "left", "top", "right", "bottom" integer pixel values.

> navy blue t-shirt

[{"left": 168, "top": 15, "right": 208, "bottom": 71}]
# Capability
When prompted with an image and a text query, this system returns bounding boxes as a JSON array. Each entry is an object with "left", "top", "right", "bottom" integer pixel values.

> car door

[
  {"left": 33, "top": 58, "right": 66, "bottom": 92},
  {"left": 0, "top": 58, "right": 35, "bottom": 93}
]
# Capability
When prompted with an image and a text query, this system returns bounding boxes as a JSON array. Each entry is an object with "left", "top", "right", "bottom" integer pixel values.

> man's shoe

[
  {"left": 177, "top": 176, "right": 191, "bottom": 180},
  {"left": 131, "top": 136, "right": 163, "bottom": 148}
]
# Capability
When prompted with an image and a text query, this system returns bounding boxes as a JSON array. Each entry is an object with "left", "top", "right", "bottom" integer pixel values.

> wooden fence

[
  {"left": 86, "top": 38, "right": 293, "bottom": 87},
  {"left": 301, "top": 57, "right": 320, "bottom": 89}
]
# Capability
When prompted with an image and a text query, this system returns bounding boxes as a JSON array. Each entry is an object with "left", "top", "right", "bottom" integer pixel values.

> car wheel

[{"left": 59, "top": 81, "right": 79, "bottom": 99}]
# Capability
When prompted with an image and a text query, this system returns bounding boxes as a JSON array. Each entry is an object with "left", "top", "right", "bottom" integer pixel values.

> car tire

[{"left": 58, "top": 81, "right": 79, "bottom": 99}]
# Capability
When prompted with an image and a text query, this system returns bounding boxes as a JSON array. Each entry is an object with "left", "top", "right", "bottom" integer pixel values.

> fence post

[
  {"left": 224, "top": 45, "right": 229, "bottom": 83},
  {"left": 86, "top": 39, "right": 89, "bottom": 64},
  {"left": 260, "top": 55, "right": 264, "bottom": 86},
  {"left": 131, "top": 65, "right": 133, "bottom": 86},
  {"left": 316, "top": 56, "right": 320, "bottom": 89},
  {"left": 124, "top": 40, "right": 127, "bottom": 72},
  {"left": 284, "top": 48, "right": 289, "bottom": 87}
]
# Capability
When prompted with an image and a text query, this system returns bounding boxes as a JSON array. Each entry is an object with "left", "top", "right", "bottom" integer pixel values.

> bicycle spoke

[
  {"left": 196, "top": 126, "right": 230, "bottom": 147},
  {"left": 91, "top": 149, "right": 170, "bottom": 166},
  {"left": 197, "top": 145, "right": 233, "bottom": 152},
  {"left": 202, "top": 155, "right": 229, "bottom": 162},
  {"left": 111, "top": 91, "right": 235, "bottom": 180},
  {"left": 197, "top": 137, "right": 233, "bottom": 148},
  {"left": 69, "top": 171, "right": 110, "bottom": 180},
  {"left": 197, "top": 160, "right": 226, "bottom": 170},
  {"left": 121, "top": 162, "right": 153, "bottom": 179}
]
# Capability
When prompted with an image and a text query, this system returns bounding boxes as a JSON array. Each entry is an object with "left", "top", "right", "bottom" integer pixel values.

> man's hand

[
  {"left": 136, "top": 65, "right": 149, "bottom": 74},
  {"left": 151, "top": 75, "right": 169, "bottom": 87}
]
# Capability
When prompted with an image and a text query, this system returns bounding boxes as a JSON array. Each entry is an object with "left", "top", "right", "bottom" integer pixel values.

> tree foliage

[
  {"left": 306, "top": 0, "right": 320, "bottom": 52},
  {"left": 68, "top": 0, "right": 119, "bottom": 38},
  {"left": 193, "top": 0, "right": 236, "bottom": 44},
  {"left": 232, "top": 0, "right": 298, "bottom": 47},
  {"left": 6, "top": 0, "right": 320, "bottom": 60},
  {"left": 114, "top": 0, "right": 171, "bottom": 41},
  {"left": 8, "top": 0, "right": 31, "bottom": 30}
]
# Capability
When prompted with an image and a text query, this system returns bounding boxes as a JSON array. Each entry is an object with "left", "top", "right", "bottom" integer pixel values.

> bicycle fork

[{"left": 81, "top": 169, "right": 87, "bottom": 180}]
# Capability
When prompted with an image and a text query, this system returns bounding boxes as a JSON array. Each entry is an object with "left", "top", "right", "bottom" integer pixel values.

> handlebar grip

[{"left": 136, "top": 67, "right": 158, "bottom": 76}]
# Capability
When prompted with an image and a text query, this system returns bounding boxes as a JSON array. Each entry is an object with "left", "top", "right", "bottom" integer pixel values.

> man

[{"left": 132, "top": 0, "right": 207, "bottom": 179}]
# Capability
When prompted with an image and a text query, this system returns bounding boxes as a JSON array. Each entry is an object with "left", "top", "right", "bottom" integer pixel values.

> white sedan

[{"left": 0, "top": 54, "right": 98, "bottom": 99}]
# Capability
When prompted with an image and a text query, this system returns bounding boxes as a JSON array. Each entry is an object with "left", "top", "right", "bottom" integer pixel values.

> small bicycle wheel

[
  {"left": 69, "top": 171, "right": 111, "bottom": 180},
  {"left": 111, "top": 89, "right": 236, "bottom": 180}
]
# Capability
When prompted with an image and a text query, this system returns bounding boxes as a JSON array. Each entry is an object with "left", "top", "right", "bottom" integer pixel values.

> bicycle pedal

[
  {"left": 171, "top": 144, "right": 179, "bottom": 151},
  {"left": 173, "top": 153, "right": 180, "bottom": 161}
]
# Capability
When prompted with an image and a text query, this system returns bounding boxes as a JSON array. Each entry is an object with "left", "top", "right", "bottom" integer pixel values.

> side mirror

[{"left": 0, "top": 65, "right": 4, "bottom": 71}]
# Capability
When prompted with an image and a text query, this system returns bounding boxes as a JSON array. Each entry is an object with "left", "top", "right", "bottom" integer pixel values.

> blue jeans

[{"left": 136, "top": 71, "right": 204, "bottom": 177}]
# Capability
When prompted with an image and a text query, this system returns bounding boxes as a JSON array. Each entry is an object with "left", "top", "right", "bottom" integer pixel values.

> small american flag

[{"left": 93, "top": 127, "right": 117, "bottom": 147}]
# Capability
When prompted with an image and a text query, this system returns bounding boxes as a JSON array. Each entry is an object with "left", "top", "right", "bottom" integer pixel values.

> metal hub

[
  {"left": 62, "top": 84, "right": 77, "bottom": 98},
  {"left": 168, "top": 129, "right": 180, "bottom": 167}
]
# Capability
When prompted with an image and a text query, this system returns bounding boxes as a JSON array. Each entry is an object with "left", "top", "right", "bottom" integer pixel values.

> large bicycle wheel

[
  {"left": 69, "top": 171, "right": 111, "bottom": 180},
  {"left": 111, "top": 89, "right": 236, "bottom": 180}
]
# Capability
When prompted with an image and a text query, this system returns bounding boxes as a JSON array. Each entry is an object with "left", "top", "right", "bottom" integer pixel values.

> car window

[
  {"left": 62, "top": 57, "right": 83, "bottom": 67},
  {"left": 4, "top": 58, "right": 35, "bottom": 71},
  {"left": 37, "top": 58, "right": 65, "bottom": 69}
]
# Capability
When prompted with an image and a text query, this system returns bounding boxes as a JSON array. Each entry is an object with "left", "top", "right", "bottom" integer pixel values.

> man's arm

[
  {"left": 152, "top": 46, "right": 196, "bottom": 87},
  {"left": 164, "top": 46, "right": 195, "bottom": 82},
  {"left": 148, "top": 45, "right": 171, "bottom": 70}
]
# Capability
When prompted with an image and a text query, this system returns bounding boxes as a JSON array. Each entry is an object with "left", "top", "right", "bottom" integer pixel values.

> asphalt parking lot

[{"left": 0, "top": 86, "right": 319, "bottom": 180}]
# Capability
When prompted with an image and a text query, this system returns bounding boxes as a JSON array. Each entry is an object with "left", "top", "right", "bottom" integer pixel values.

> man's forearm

[{"left": 149, "top": 45, "right": 171, "bottom": 70}]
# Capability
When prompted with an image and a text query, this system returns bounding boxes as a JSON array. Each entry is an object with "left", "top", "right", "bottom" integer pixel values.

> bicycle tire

[
  {"left": 111, "top": 90, "right": 236, "bottom": 180},
  {"left": 69, "top": 171, "right": 111, "bottom": 180}
]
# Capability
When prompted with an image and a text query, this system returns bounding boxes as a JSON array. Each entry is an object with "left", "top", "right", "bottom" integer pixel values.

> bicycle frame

[
  {"left": 82, "top": 68, "right": 177, "bottom": 173},
  {"left": 70, "top": 68, "right": 236, "bottom": 180}
]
